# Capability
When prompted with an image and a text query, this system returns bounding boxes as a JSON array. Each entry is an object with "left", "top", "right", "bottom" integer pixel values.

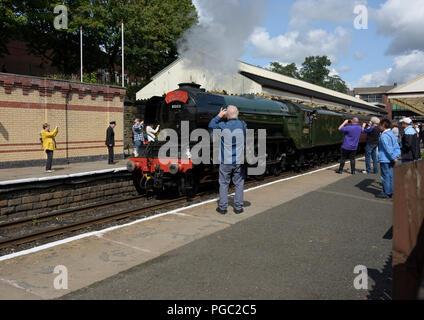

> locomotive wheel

[
  {"left": 323, "top": 151, "right": 329, "bottom": 164},
  {"left": 294, "top": 153, "right": 305, "bottom": 170},
  {"left": 132, "top": 172, "right": 145, "bottom": 195},
  {"left": 184, "top": 170, "right": 199, "bottom": 197},
  {"left": 252, "top": 171, "right": 266, "bottom": 180},
  {"left": 270, "top": 164, "right": 282, "bottom": 176}
]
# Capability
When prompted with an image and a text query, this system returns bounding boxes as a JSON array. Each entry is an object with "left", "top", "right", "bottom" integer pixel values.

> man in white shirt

[{"left": 146, "top": 124, "right": 160, "bottom": 142}]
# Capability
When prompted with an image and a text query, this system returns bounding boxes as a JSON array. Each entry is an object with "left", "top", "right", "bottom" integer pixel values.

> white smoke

[{"left": 178, "top": 0, "right": 268, "bottom": 75}]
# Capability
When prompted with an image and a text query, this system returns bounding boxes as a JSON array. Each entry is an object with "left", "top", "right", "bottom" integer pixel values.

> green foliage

[
  {"left": 268, "top": 62, "right": 299, "bottom": 79},
  {"left": 83, "top": 72, "right": 99, "bottom": 84},
  {"left": 6, "top": 0, "right": 197, "bottom": 80},
  {"left": 125, "top": 81, "right": 149, "bottom": 103},
  {"left": 324, "top": 74, "right": 349, "bottom": 94},
  {"left": 269, "top": 56, "right": 349, "bottom": 94},
  {"left": 300, "top": 56, "right": 332, "bottom": 87},
  {"left": 0, "top": 0, "right": 26, "bottom": 57}
]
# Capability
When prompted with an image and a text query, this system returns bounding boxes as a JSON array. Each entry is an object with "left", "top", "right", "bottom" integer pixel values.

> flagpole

[
  {"left": 121, "top": 19, "right": 124, "bottom": 88},
  {"left": 80, "top": 26, "right": 83, "bottom": 83}
]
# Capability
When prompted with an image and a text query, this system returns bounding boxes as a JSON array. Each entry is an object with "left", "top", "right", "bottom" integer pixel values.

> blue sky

[
  {"left": 189, "top": 0, "right": 424, "bottom": 89},
  {"left": 236, "top": 0, "right": 424, "bottom": 88}
]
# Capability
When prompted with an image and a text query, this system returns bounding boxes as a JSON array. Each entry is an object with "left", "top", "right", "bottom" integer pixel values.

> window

[{"left": 362, "top": 94, "right": 383, "bottom": 103}]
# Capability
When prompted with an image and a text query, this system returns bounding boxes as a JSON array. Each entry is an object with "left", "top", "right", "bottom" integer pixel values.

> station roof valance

[
  {"left": 238, "top": 62, "right": 387, "bottom": 116},
  {"left": 388, "top": 74, "right": 424, "bottom": 116}
]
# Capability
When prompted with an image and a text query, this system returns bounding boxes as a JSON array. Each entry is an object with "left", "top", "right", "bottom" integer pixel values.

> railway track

[{"left": 0, "top": 157, "right": 356, "bottom": 254}]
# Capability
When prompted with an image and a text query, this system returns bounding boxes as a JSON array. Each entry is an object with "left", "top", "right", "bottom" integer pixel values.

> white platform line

[
  {"left": 0, "top": 167, "right": 127, "bottom": 186},
  {"left": 0, "top": 161, "right": 359, "bottom": 262}
]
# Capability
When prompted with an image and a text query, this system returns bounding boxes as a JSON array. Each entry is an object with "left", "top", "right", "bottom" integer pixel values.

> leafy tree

[
  {"left": 269, "top": 56, "right": 349, "bottom": 94},
  {"left": 325, "top": 75, "right": 349, "bottom": 94},
  {"left": 268, "top": 62, "right": 299, "bottom": 79},
  {"left": 0, "top": 0, "right": 26, "bottom": 58},
  {"left": 6, "top": 0, "right": 196, "bottom": 79},
  {"left": 299, "top": 56, "right": 332, "bottom": 87}
]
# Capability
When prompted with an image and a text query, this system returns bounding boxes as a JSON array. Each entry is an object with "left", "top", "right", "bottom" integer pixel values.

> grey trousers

[{"left": 219, "top": 164, "right": 245, "bottom": 211}]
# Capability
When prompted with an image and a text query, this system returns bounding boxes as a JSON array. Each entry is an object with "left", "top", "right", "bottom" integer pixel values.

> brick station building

[
  {"left": 352, "top": 85, "right": 397, "bottom": 119},
  {"left": 0, "top": 73, "right": 126, "bottom": 168}
]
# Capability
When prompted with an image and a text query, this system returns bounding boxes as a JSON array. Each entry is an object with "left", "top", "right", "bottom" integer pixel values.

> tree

[
  {"left": 0, "top": 0, "right": 26, "bottom": 58},
  {"left": 325, "top": 75, "right": 349, "bottom": 94},
  {"left": 299, "top": 56, "right": 332, "bottom": 88},
  {"left": 6, "top": 0, "right": 197, "bottom": 79},
  {"left": 268, "top": 62, "right": 299, "bottom": 79},
  {"left": 268, "top": 56, "right": 349, "bottom": 94}
]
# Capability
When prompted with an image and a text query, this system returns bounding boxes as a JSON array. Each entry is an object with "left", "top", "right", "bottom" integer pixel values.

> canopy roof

[{"left": 388, "top": 74, "right": 424, "bottom": 116}]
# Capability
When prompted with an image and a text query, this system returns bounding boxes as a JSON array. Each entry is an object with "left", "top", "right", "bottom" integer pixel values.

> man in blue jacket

[
  {"left": 377, "top": 119, "right": 400, "bottom": 199},
  {"left": 209, "top": 105, "right": 247, "bottom": 215}
]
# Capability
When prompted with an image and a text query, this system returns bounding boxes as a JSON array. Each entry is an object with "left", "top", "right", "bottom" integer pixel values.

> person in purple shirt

[{"left": 335, "top": 118, "right": 363, "bottom": 175}]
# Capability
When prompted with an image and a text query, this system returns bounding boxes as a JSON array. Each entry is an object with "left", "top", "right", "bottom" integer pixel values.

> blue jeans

[
  {"left": 219, "top": 164, "right": 245, "bottom": 211},
  {"left": 365, "top": 144, "right": 378, "bottom": 173},
  {"left": 134, "top": 140, "right": 143, "bottom": 156},
  {"left": 380, "top": 162, "right": 394, "bottom": 196}
]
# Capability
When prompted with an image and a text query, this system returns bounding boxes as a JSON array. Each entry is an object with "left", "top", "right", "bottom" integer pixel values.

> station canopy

[{"left": 388, "top": 74, "right": 424, "bottom": 116}]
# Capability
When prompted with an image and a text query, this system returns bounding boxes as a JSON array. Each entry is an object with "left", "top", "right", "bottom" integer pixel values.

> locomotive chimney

[{"left": 178, "top": 82, "right": 202, "bottom": 90}]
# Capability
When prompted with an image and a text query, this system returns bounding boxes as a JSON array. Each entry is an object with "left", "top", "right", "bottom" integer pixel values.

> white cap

[{"left": 400, "top": 117, "right": 412, "bottom": 124}]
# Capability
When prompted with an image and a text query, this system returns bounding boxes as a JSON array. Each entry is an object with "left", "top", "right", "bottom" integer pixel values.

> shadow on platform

[{"left": 355, "top": 178, "right": 382, "bottom": 197}]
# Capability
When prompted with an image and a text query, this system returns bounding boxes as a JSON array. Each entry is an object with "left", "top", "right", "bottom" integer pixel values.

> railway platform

[
  {"left": 0, "top": 159, "right": 127, "bottom": 185},
  {"left": 0, "top": 159, "right": 393, "bottom": 300}
]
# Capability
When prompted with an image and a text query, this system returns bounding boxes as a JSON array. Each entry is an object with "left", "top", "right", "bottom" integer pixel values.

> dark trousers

[
  {"left": 107, "top": 146, "right": 114, "bottom": 164},
  {"left": 46, "top": 150, "right": 53, "bottom": 170},
  {"left": 338, "top": 148, "right": 357, "bottom": 173}
]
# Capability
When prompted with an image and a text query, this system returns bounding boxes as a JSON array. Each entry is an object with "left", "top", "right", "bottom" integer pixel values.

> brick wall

[
  {"left": 393, "top": 160, "right": 424, "bottom": 299},
  {"left": 383, "top": 94, "right": 393, "bottom": 120},
  {"left": 123, "top": 103, "right": 146, "bottom": 155},
  {"left": 0, "top": 73, "right": 126, "bottom": 168},
  {"left": 0, "top": 173, "right": 137, "bottom": 219}
]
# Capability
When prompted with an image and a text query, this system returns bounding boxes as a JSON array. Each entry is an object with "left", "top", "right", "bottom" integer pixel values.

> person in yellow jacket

[{"left": 40, "top": 123, "right": 59, "bottom": 173}]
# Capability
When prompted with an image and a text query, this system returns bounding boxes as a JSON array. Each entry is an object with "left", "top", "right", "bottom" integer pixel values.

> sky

[{"left": 189, "top": 0, "right": 424, "bottom": 89}]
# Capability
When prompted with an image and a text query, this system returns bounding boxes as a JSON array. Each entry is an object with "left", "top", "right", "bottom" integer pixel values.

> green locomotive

[{"left": 129, "top": 83, "right": 372, "bottom": 195}]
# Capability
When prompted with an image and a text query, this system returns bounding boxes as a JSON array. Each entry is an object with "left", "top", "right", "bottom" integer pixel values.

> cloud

[
  {"left": 354, "top": 50, "right": 424, "bottom": 87},
  {"left": 354, "top": 51, "right": 365, "bottom": 60},
  {"left": 289, "top": 0, "right": 368, "bottom": 27},
  {"left": 338, "top": 65, "right": 352, "bottom": 73},
  {"left": 250, "top": 26, "right": 352, "bottom": 64},
  {"left": 374, "top": 0, "right": 424, "bottom": 55}
]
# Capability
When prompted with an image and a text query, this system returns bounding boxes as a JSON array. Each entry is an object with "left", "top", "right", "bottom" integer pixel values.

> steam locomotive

[{"left": 127, "top": 83, "right": 372, "bottom": 196}]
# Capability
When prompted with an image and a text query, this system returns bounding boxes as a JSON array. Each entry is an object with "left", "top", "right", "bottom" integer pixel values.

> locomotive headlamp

[
  {"left": 168, "top": 163, "right": 179, "bottom": 175},
  {"left": 127, "top": 161, "right": 135, "bottom": 172}
]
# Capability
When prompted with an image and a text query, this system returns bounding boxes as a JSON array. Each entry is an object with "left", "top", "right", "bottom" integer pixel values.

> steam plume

[{"left": 178, "top": 0, "right": 268, "bottom": 75}]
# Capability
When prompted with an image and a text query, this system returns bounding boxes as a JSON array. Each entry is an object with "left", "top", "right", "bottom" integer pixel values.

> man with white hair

[
  {"left": 209, "top": 105, "right": 247, "bottom": 215},
  {"left": 400, "top": 117, "right": 420, "bottom": 163},
  {"left": 362, "top": 117, "right": 381, "bottom": 174}
]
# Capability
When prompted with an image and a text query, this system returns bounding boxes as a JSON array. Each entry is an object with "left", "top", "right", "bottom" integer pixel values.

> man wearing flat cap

[
  {"left": 106, "top": 121, "right": 116, "bottom": 164},
  {"left": 400, "top": 117, "right": 420, "bottom": 163}
]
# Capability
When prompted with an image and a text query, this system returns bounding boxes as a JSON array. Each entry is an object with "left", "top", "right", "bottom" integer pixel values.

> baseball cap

[{"left": 400, "top": 117, "right": 412, "bottom": 124}]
